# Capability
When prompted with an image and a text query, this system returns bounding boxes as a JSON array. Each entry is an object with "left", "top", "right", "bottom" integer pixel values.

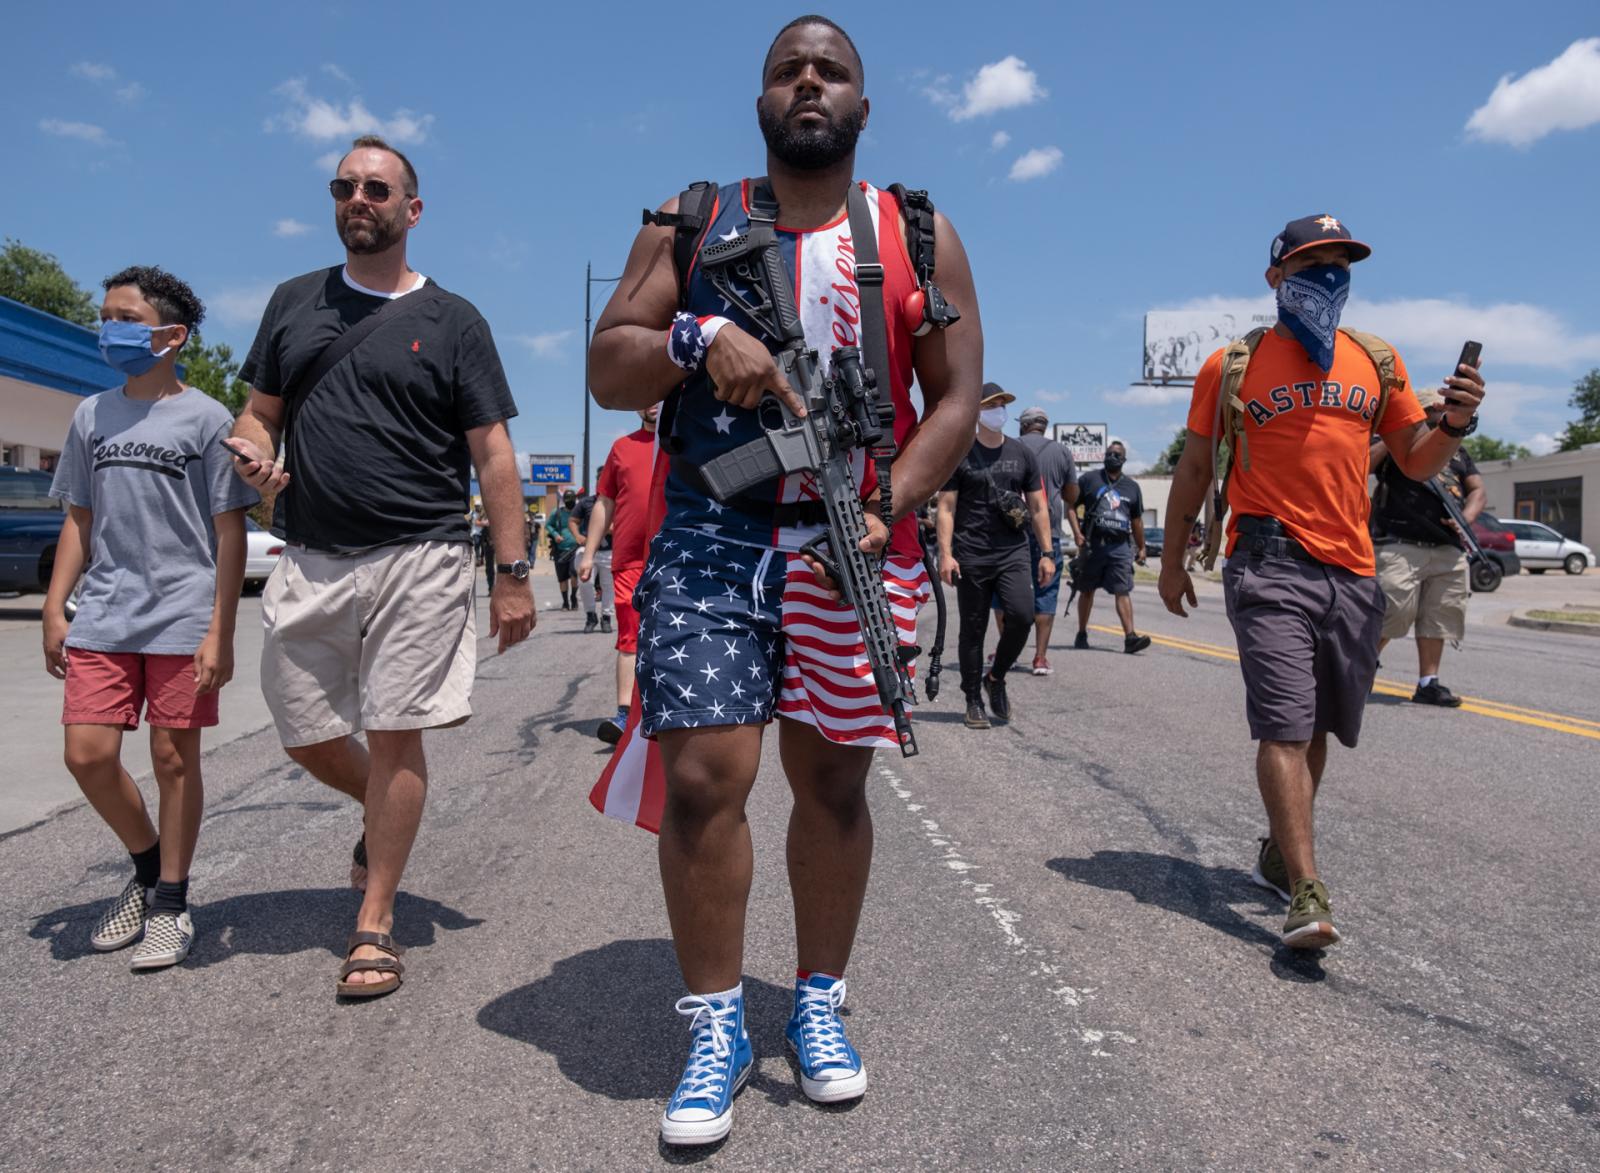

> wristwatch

[
  {"left": 494, "top": 559, "right": 531, "bottom": 581},
  {"left": 1439, "top": 412, "right": 1478, "bottom": 438}
]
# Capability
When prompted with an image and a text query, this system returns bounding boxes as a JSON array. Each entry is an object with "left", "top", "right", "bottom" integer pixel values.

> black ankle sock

[
  {"left": 130, "top": 842, "right": 161, "bottom": 889},
  {"left": 150, "top": 878, "right": 189, "bottom": 916}
]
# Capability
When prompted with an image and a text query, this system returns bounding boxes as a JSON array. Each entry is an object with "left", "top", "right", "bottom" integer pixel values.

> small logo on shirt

[{"left": 411, "top": 339, "right": 421, "bottom": 353}]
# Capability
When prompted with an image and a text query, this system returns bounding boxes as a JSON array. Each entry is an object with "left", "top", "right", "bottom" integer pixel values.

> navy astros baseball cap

[{"left": 1270, "top": 214, "right": 1372, "bottom": 267}]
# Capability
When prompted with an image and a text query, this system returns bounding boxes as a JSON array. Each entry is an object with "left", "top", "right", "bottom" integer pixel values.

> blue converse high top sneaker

[
  {"left": 660, "top": 985, "right": 753, "bottom": 1146},
  {"left": 786, "top": 973, "right": 867, "bottom": 1103}
]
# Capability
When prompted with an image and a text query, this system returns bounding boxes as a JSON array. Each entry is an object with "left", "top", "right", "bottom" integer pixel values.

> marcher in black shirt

[
  {"left": 1369, "top": 385, "right": 1486, "bottom": 706},
  {"left": 1067, "top": 440, "right": 1151, "bottom": 654},
  {"left": 936, "top": 385, "right": 1055, "bottom": 729},
  {"left": 229, "top": 134, "right": 534, "bottom": 998}
]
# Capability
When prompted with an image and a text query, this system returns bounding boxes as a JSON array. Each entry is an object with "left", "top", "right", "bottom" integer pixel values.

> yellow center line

[{"left": 1088, "top": 624, "right": 1600, "bottom": 742}]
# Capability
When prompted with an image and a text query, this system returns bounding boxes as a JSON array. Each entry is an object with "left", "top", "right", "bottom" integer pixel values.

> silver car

[
  {"left": 1502, "top": 519, "right": 1593, "bottom": 576},
  {"left": 244, "top": 517, "right": 284, "bottom": 592}
]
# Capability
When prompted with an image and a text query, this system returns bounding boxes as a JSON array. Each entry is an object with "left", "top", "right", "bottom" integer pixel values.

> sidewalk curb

[{"left": 1507, "top": 609, "right": 1600, "bottom": 637}]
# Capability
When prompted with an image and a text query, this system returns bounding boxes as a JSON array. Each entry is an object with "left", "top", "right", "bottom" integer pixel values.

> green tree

[
  {"left": 1147, "top": 427, "right": 1187, "bottom": 475},
  {"left": 1558, "top": 368, "right": 1600, "bottom": 451},
  {"left": 177, "top": 331, "right": 250, "bottom": 414},
  {"left": 1462, "top": 435, "right": 1531, "bottom": 462},
  {"left": 0, "top": 238, "right": 97, "bottom": 328}
]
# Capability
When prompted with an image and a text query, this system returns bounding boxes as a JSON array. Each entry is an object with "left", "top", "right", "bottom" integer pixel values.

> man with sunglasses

[{"left": 228, "top": 134, "right": 532, "bottom": 999}]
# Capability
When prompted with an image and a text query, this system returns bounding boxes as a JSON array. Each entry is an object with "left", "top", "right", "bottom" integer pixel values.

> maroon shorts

[
  {"left": 62, "top": 649, "right": 219, "bottom": 730},
  {"left": 1222, "top": 551, "right": 1384, "bottom": 748},
  {"left": 613, "top": 563, "right": 643, "bottom": 654}
]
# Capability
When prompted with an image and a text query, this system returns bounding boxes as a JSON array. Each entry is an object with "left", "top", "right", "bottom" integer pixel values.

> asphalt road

[{"left": 2, "top": 562, "right": 1597, "bottom": 1170}]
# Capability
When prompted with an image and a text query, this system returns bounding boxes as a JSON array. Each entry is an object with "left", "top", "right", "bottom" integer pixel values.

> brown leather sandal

[{"left": 336, "top": 930, "right": 404, "bottom": 999}]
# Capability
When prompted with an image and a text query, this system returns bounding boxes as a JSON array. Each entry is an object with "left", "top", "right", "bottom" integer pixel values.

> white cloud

[
  {"left": 115, "top": 82, "right": 146, "bottom": 104},
  {"left": 990, "top": 130, "right": 1011, "bottom": 150},
  {"left": 1166, "top": 293, "right": 1600, "bottom": 369},
  {"left": 314, "top": 150, "right": 343, "bottom": 173},
  {"left": 1103, "top": 383, "right": 1193, "bottom": 407},
  {"left": 274, "top": 218, "right": 313, "bottom": 238},
  {"left": 1008, "top": 146, "right": 1063, "bottom": 182},
  {"left": 39, "top": 118, "right": 111, "bottom": 145},
  {"left": 322, "top": 63, "right": 354, "bottom": 85},
  {"left": 212, "top": 283, "right": 277, "bottom": 329},
  {"left": 516, "top": 330, "right": 574, "bottom": 359},
  {"left": 70, "top": 61, "right": 116, "bottom": 82},
  {"left": 1466, "top": 38, "right": 1600, "bottom": 147},
  {"left": 270, "top": 78, "right": 434, "bottom": 145},
  {"left": 1525, "top": 432, "right": 1561, "bottom": 455},
  {"left": 946, "top": 56, "right": 1047, "bottom": 121}
]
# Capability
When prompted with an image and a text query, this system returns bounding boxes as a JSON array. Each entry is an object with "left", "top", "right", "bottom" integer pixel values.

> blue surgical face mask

[
  {"left": 98, "top": 319, "right": 177, "bottom": 377},
  {"left": 979, "top": 405, "right": 1008, "bottom": 432},
  {"left": 1275, "top": 263, "right": 1350, "bottom": 373}
]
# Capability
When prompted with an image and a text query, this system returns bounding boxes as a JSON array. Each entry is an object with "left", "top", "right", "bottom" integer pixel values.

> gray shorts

[
  {"left": 1080, "top": 539, "right": 1134, "bottom": 596},
  {"left": 1223, "top": 551, "right": 1385, "bottom": 748}
]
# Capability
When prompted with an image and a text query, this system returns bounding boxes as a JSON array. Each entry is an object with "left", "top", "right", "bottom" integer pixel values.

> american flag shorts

[{"left": 634, "top": 528, "right": 930, "bottom": 748}]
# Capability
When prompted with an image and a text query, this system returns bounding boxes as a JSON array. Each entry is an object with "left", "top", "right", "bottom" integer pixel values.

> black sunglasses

[{"left": 328, "top": 177, "right": 402, "bottom": 203}]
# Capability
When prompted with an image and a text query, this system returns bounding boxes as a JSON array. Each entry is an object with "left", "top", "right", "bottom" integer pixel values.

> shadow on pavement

[
  {"left": 28, "top": 887, "right": 482, "bottom": 965},
  {"left": 478, "top": 938, "right": 798, "bottom": 1104},
  {"left": 1046, "top": 851, "right": 1327, "bottom": 982}
]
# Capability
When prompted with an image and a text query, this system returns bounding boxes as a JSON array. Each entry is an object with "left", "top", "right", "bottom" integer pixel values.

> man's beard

[
  {"left": 338, "top": 207, "right": 405, "bottom": 255},
  {"left": 758, "top": 100, "right": 865, "bottom": 170}
]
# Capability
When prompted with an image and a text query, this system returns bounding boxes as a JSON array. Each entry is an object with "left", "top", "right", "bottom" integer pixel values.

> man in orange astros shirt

[{"left": 1157, "top": 214, "right": 1486, "bottom": 950}]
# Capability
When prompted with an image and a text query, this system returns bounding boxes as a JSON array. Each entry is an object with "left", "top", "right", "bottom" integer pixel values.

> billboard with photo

[
  {"left": 1143, "top": 310, "right": 1275, "bottom": 381},
  {"left": 1050, "top": 422, "right": 1108, "bottom": 465}
]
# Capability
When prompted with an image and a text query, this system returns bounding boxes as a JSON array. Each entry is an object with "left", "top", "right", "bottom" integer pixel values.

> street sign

[
  {"left": 523, "top": 453, "right": 575, "bottom": 485},
  {"left": 1051, "top": 422, "right": 1108, "bottom": 465}
]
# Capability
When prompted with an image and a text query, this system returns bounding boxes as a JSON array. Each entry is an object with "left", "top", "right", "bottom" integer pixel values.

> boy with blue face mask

[{"left": 42, "top": 266, "right": 259, "bottom": 971}]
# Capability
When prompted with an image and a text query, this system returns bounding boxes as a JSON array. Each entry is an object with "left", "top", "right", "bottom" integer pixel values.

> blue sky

[{"left": 7, "top": 1, "right": 1599, "bottom": 474}]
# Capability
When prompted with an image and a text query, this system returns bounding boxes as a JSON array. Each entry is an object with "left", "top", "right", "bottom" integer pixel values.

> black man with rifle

[{"left": 588, "top": 16, "right": 981, "bottom": 1147}]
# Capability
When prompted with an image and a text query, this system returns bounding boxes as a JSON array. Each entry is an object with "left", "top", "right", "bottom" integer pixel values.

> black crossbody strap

[{"left": 276, "top": 281, "right": 446, "bottom": 536}]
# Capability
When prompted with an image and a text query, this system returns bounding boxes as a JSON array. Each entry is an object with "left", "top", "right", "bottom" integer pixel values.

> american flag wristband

[{"left": 667, "top": 312, "right": 730, "bottom": 372}]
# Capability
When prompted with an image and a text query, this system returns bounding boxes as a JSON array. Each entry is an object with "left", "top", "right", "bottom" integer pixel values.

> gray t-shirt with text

[
  {"left": 50, "top": 387, "right": 260, "bottom": 654},
  {"left": 1018, "top": 431, "right": 1077, "bottom": 538}
]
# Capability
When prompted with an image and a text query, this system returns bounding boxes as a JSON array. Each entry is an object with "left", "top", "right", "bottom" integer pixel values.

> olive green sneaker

[
  {"left": 1250, "top": 837, "right": 1291, "bottom": 902},
  {"left": 1282, "top": 878, "right": 1342, "bottom": 950}
]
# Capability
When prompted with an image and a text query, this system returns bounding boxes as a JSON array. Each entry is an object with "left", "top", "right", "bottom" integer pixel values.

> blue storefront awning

[{"left": 0, "top": 296, "right": 122, "bottom": 398}]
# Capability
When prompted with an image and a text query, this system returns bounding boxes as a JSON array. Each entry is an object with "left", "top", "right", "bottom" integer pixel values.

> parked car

[
  {"left": 1143, "top": 526, "right": 1164, "bottom": 559},
  {"left": 1468, "top": 513, "right": 1521, "bottom": 592},
  {"left": 0, "top": 466, "right": 65, "bottom": 596},
  {"left": 244, "top": 517, "right": 284, "bottom": 592},
  {"left": 1501, "top": 518, "right": 1593, "bottom": 576}
]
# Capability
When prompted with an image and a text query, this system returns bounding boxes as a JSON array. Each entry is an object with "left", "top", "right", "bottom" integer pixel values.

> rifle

[
  {"left": 694, "top": 191, "right": 921, "bottom": 755},
  {"left": 917, "top": 524, "right": 946, "bottom": 702},
  {"left": 1427, "top": 477, "right": 1490, "bottom": 566}
]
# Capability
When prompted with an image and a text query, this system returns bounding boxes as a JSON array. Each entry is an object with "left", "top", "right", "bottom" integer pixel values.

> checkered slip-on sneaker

[
  {"left": 90, "top": 876, "right": 151, "bottom": 952},
  {"left": 130, "top": 911, "right": 194, "bottom": 971}
]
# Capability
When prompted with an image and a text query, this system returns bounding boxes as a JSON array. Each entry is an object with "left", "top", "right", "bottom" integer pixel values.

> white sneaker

[
  {"left": 130, "top": 911, "right": 194, "bottom": 971},
  {"left": 91, "top": 877, "right": 151, "bottom": 952}
]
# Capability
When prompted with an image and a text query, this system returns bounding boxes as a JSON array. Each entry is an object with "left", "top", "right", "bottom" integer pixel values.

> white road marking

[{"left": 876, "top": 763, "right": 1134, "bottom": 1056}]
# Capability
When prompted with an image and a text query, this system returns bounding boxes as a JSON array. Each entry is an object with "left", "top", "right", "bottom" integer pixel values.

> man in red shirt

[
  {"left": 1158, "top": 214, "right": 1486, "bottom": 950},
  {"left": 581, "top": 404, "right": 659, "bottom": 743}
]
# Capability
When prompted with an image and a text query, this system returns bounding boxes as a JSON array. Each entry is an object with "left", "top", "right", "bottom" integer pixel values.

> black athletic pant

[{"left": 955, "top": 556, "right": 1033, "bottom": 699}]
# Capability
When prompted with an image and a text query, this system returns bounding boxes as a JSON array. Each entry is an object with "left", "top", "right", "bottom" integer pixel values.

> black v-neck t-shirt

[{"left": 240, "top": 266, "right": 516, "bottom": 553}]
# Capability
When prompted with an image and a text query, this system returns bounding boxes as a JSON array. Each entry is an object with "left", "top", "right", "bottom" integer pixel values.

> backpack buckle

[{"left": 855, "top": 263, "right": 884, "bottom": 287}]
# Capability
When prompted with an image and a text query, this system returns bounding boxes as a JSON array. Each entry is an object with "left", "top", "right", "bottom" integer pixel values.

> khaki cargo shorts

[
  {"left": 1377, "top": 541, "right": 1469, "bottom": 642},
  {"left": 261, "top": 540, "right": 476, "bottom": 747}
]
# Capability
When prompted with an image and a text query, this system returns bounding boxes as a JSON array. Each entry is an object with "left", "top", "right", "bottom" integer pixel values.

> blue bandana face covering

[
  {"left": 98, "top": 319, "right": 176, "bottom": 377},
  {"left": 1275, "top": 263, "right": 1350, "bottom": 372}
]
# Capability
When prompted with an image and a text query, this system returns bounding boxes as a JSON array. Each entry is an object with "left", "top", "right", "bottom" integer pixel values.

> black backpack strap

[
  {"left": 887, "top": 184, "right": 936, "bottom": 286},
  {"left": 845, "top": 183, "right": 900, "bottom": 525},
  {"left": 642, "top": 180, "right": 717, "bottom": 456},
  {"left": 642, "top": 180, "right": 717, "bottom": 311}
]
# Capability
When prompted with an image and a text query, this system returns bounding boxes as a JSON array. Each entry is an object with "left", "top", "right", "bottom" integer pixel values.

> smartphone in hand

[
  {"left": 218, "top": 438, "right": 255, "bottom": 462},
  {"left": 1444, "top": 340, "right": 1482, "bottom": 406}
]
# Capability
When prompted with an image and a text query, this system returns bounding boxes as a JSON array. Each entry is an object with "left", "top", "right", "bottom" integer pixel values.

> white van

[{"left": 1501, "top": 519, "right": 1594, "bottom": 575}]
